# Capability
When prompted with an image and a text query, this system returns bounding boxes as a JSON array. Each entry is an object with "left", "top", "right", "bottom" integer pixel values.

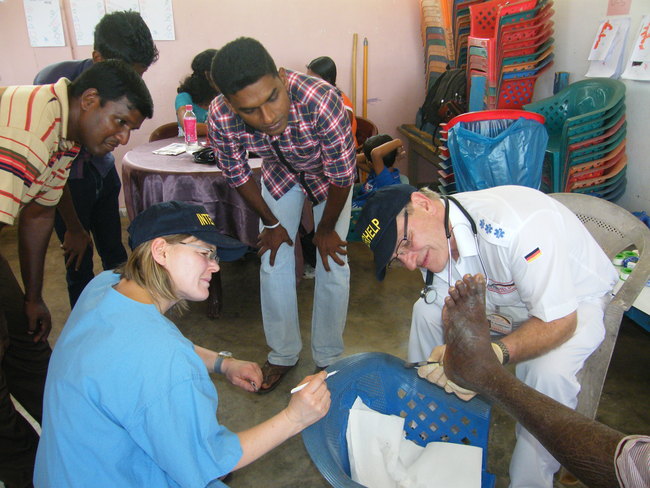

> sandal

[{"left": 259, "top": 361, "right": 296, "bottom": 394}]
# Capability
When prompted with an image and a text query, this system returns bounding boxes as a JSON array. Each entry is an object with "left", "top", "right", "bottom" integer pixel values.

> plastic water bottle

[{"left": 183, "top": 105, "right": 200, "bottom": 152}]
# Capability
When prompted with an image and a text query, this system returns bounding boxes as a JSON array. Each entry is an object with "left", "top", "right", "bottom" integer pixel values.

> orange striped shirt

[{"left": 0, "top": 78, "right": 80, "bottom": 225}]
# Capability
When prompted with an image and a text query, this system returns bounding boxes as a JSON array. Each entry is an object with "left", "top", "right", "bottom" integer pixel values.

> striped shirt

[
  {"left": 616, "top": 435, "right": 650, "bottom": 488},
  {"left": 207, "top": 69, "right": 356, "bottom": 204},
  {"left": 0, "top": 78, "right": 79, "bottom": 225}
]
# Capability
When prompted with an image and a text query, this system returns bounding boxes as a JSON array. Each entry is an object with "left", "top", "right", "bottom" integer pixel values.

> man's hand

[
  {"left": 24, "top": 297, "right": 51, "bottom": 342},
  {"left": 418, "top": 345, "right": 447, "bottom": 387},
  {"left": 62, "top": 229, "right": 92, "bottom": 270},
  {"left": 257, "top": 225, "right": 293, "bottom": 266},
  {"left": 221, "top": 358, "right": 263, "bottom": 393},
  {"left": 312, "top": 227, "right": 347, "bottom": 272},
  {"left": 417, "top": 345, "right": 478, "bottom": 401}
]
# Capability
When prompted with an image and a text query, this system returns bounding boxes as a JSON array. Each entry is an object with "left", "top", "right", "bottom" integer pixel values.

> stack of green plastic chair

[{"left": 524, "top": 78, "right": 626, "bottom": 199}]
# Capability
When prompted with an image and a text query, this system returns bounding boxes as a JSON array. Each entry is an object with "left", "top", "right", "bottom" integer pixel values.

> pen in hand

[{"left": 290, "top": 370, "right": 338, "bottom": 394}]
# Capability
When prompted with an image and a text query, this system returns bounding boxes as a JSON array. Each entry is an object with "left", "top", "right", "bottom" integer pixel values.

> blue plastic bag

[{"left": 447, "top": 117, "right": 548, "bottom": 192}]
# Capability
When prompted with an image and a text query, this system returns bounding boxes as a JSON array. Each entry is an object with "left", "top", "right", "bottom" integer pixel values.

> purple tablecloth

[{"left": 122, "top": 138, "right": 262, "bottom": 248}]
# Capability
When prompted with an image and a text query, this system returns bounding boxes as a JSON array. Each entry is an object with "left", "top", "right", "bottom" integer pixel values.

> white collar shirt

[{"left": 424, "top": 186, "right": 617, "bottom": 327}]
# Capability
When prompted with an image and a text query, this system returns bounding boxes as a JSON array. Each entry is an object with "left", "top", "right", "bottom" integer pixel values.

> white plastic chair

[{"left": 550, "top": 193, "right": 650, "bottom": 419}]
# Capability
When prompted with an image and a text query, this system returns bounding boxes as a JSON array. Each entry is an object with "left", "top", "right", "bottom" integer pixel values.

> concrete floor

[{"left": 1, "top": 219, "right": 648, "bottom": 488}]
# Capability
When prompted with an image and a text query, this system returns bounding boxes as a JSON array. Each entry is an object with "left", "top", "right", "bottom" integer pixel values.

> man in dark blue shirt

[{"left": 34, "top": 10, "right": 158, "bottom": 307}]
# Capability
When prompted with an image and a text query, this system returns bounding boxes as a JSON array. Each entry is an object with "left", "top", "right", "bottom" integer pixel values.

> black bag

[
  {"left": 193, "top": 147, "right": 216, "bottom": 165},
  {"left": 416, "top": 66, "right": 467, "bottom": 141}
]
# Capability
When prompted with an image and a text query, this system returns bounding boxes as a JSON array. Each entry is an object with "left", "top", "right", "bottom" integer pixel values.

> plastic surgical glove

[
  {"left": 417, "top": 345, "right": 448, "bottom": 387},
  {"left": 444, "top": 381, "right": 477, "bottom": 402}
]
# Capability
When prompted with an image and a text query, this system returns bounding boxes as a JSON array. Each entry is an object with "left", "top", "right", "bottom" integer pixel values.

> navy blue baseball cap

[
  {"left": 127, "top": 201, "right": 247, "bottom": 260},
  {"left": 354, "top": 184, "right": 417, "bottom": 281}
]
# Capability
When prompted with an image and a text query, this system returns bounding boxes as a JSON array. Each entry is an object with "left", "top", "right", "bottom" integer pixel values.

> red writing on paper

[
  {"left": 640, "top": 23, "right": 650, "bottom": 50},
  {"left": 594, "top": 21, "right": 613, "bottom": 50}
]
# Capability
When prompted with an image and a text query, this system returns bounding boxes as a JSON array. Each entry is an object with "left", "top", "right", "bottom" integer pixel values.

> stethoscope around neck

[{"left": 420, "top": 195, "right": 490, "bottom": 304}]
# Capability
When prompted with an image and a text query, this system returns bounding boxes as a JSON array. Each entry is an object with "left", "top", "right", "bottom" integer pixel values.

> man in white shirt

[{"left": 356, "top": 184, "right": 618, "bottom": 487}]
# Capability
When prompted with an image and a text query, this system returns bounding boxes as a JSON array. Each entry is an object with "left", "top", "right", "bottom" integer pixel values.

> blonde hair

[
  {"left": 115, "top": 233, "right": 191, "bottom": 314},
  {"left": 405, "top": 186, "right": 441, "bottom": 213}
]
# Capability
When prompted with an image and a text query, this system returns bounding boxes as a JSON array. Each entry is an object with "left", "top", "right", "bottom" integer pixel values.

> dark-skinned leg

[{"left": 440, "top": 274, "right": 497, "bottom": 390}]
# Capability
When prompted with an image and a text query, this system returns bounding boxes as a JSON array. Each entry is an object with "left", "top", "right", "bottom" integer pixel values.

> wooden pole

[
  {"left": 362, "top": 37, "right": 368, "bottom": 118},
  {"left": 351, "top": 33, "right": 358, "bottom": 113}
]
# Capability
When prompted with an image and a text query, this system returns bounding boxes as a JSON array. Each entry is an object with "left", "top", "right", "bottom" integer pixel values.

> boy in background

[{"left": 353, "top": 134, "right": 405, "bottom": 208}]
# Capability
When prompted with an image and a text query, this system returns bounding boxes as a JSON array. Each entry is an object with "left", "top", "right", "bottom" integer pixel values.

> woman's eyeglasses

[{"left": 178, "top": 242, "right": 219, "bottom": 263}]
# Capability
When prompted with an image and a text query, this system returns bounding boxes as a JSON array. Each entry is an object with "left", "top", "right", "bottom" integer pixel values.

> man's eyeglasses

[
  {"left": 178, "top": 242, "right": 219, "bottom": 263},
  {"left": 388, "top": 210, "right": 410, "bottom": 269}
]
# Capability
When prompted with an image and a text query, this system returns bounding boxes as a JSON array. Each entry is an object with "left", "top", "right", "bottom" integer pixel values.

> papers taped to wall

[
  {"left": 586, "top": 17, "right": 631, "bottom": 79},
  {"left": 622, "top": 15, "right": 650, "bottom": 81}
]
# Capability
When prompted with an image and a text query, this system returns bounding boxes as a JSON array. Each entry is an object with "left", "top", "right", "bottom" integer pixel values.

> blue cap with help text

[{"left": 355, "top": 184, "right": 417, "bottom": 281}]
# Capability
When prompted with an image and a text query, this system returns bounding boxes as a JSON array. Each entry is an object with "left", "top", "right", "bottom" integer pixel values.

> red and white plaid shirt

[{"left": 207, "top": 70, "right": 356, "bottom": 204}]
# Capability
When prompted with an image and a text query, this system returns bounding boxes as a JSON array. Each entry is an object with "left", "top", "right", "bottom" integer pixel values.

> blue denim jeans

[{"left": 260, "top": 183, "right": 351, "bottom": 367}]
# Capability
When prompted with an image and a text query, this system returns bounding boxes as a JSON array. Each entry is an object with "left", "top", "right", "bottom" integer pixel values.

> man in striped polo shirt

[{"left": 0, "top": 60, "right": 152, "bottom": 487}]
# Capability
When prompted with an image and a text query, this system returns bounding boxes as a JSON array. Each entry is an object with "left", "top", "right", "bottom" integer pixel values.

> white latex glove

[
  {"left": 443, "top": 381, "right": 477, "bottom": 402},
  {"left": 417, "top": 345, "right": 448, "bottom": 387},
  {"left": 417, "top": 343, "right": 505, "bottom": 401},
  {"left": 491, "top": 342, "right": 505, "bottom": 364}
]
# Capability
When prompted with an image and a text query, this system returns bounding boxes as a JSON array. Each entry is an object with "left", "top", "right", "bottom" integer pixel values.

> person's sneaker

[{"left": 302, "top": 264, "right": 316, "bottom": 279}]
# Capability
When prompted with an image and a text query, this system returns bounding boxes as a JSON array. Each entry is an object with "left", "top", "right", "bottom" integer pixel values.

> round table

[
  {"left": 121, "top": 137, "right": 262, "bottom": 248},
  {"left": 121, "top": 138, "right": 264, "bottom": 318}
]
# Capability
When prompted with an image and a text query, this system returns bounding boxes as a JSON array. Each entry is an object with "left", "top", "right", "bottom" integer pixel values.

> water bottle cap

[{"left": 186, "top": 105, "right": 192, "bottom": 110}]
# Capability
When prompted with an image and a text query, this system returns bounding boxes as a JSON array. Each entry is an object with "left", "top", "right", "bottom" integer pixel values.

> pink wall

[{"left": 0, "top": 0, "right": 425, "bottom": 194}]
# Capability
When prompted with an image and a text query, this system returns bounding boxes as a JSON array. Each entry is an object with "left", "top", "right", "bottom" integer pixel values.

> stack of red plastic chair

[
  {"left": 451, "top": 0, "right": 486, "bottom": 69},
  {"left": 467, "top": 0, "right": 554, "bottom": 110}
]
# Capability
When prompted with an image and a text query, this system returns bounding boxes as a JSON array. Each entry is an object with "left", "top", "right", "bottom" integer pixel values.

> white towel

[{"left": 346, "top": 397, "right": 483, "bottom": 487}]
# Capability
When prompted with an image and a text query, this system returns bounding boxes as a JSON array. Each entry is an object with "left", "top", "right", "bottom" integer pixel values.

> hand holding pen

[{"left": 284, "top": 370, "right": 333, "bottom": 427}]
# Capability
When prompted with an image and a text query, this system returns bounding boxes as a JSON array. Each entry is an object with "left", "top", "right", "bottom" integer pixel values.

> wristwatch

[{"left": 213, "top": 351, "right": 233, "bottom": 374}]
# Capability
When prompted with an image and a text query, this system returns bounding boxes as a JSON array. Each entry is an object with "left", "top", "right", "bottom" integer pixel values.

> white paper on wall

[
  {"left": 139, "top": 0, "right": 175, "bottom": 41},
  {"left": 622, "top": 14, "right": 650, "bottom": 81},
  {"left": 23, "top": 0, "right": 65, "bottom": 47},
  {"left": 105, "top": 0, "right": 140, "bottom": 13},
  {"left": 586, "top": 17, "right": 631, "bottom": 79},
  {"left": 588, "top": 20, "right": 618, "bottom": 61},
  {"left": 70, "top": 0, "right": 105, "bottom": 46}
]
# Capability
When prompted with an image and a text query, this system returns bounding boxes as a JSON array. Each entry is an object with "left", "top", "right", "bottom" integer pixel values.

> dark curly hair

[
  {"left": 177, "top": 49, "right": 219, "bottom": 106},
  {"left": 94, "top": 11, "right": 159, "bottom": 67},
  {"left": 363, "top": 134, "right": 397, "bottom": 167},
  {"left": 210, "top": 38, "right": 277, "bottom": 97},
  {"left": 69, "top": 60, "right": 153, "bottom": 119}
]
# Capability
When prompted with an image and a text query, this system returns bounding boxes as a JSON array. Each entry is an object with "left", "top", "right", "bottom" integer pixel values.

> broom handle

[
  {"left": 351, "top": 33, "right": 358, "bottom": 113},
  {"left": 362, "top": 37, "right": 368, "bottom": 118}
]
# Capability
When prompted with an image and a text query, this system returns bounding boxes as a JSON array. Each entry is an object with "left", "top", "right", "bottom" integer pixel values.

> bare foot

[
  {"left": 442, "top": 273, "right": 489, "bottom": 333},
  {"left": 441, "top": 274, "right": 498, "bottom": 390}
]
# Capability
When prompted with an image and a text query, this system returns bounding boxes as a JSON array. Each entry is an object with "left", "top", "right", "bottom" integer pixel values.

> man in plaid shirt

[{"left": 209, "top": 37, "right": 356, "bottom": 392}]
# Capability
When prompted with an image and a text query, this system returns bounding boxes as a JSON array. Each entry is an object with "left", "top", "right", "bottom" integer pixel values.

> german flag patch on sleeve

[{"left": 524, "top": 247, "right": 542, "bottom": 263}]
